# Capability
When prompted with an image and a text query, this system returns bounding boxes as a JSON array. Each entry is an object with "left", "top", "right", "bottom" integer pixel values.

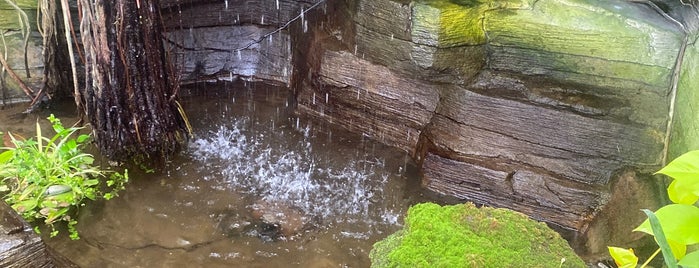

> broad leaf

[
  {"left": 668, "top": 179, "right": 699, "bottom": 205},
  {"left": 634, "top": 204, "right": 699, "bottom": 258},
  {"left": 657, "top": 150, "right": 699, "bottom": 181},
  {"left": 0, "top": 150, "right": 13, "bottom": 163},
  {"left": 657, "top": 151, "right": 699, "bottom": 204},
  {"left": 679, "top": 250, "right": 699, "bottom": 268},
  {"left": 608, "top": 247, "right": 637, "bottom": 268}
]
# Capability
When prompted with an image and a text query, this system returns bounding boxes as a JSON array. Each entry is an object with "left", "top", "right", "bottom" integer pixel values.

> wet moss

[
  {"left": 411, "top": 0, "right": 530, "bottom": 47},
  {"left": 370, "top": 202, "right": 586, "bottom": 268}
]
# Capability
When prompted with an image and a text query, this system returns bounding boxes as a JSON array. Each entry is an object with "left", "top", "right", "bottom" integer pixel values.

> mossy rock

[{"left": 370, "top": 202, "right": 586, "bottom": 267}]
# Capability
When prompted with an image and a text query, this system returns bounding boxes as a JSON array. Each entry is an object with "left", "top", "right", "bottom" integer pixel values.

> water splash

[{"left": 189, "top": 118, "right": 396, "bottom": 225}]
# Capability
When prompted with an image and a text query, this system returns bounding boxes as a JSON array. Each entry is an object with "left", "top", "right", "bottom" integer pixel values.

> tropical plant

[
  {"left": 0, "top": 114, "right": 128, "bottom": 240},
  {"left": 608, "top": 150, "right": 699, "bottom": 268}
]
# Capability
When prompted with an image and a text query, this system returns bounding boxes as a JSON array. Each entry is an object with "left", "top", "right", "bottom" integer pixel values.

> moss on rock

[{"left": 370, "top": 202, "right": 586, "bottom": 268}]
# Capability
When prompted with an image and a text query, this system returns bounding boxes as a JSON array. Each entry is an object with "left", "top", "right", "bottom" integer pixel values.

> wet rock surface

[
  {"left": 250, "top": 200, "right": 309, "bottom": 238},
  {"left": 289, "top": 0, "right": 678, "bottom": 260},
  {"left": 0, "top": 200, "right": 76, "bottom": 267},
  {"left": 0, "top": 0, "right": 690, "bottom": 264},
  {"left": 156, "top": 0, "right": 690, "bottom": 261}
]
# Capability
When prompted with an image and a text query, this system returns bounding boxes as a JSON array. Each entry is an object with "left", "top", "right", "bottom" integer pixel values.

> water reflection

[{"left": 44, "top": 81, "right": 430, "bottom": 267}]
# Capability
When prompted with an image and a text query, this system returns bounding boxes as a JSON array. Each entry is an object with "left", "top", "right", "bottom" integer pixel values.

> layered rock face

[
  {"left": 291, "top": 0, "right": 683, "bottom": 260},
  {"left": 160, "top": 0, "right": 317, "bottom": 85},
  {"left": 161, "top": 0, "right": 693, "bottom": 261}
]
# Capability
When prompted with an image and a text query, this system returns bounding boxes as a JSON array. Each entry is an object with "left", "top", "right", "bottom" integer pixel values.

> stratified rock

[
  {"left": 165, "top": 26, "right": 292, "bottom": 84},
  {"left": 485, "top": 0, "right": 683, "bottom": 92},
  {"left": 298, "top": 49, "right": 439, "bottom": 155},
  {"left": 0, "top": 200, "right": 77, "bottom": 267},
  {"left": 294, "top": 0, "right": 678, "bottom": 260}
]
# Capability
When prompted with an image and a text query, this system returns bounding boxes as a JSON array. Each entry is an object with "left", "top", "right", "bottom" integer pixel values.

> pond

[{"left": 30, "top": 81, "right": 437, "bottom": 267}]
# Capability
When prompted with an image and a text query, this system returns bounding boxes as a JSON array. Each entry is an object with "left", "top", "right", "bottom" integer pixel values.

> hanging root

[{"left": 174, "top": 100, "right": 193, "bottom": 138}]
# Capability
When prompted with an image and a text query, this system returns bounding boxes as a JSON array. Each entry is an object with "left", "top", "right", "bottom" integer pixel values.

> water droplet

[
  {"left": 354, "top": 44, "right": 358, "bottom": 55},
  {"left": 325, "top": 92, "right": 329, "bottom": 103},
  {"left": 276, "top": 0, "right": 280, "bottom": 9},
  {"left": 312, "top": 92, "right": 316, "bottom": 105},
  {"left": 225, "top": 0, "right": 228, "bottom": 10},
  {"left": 390, "top": 34, "right": 394, "bottom": 40},
  {"left": 237, "top": 50, "right": 242, "bottom": 60},
  {"left": 303, "top": 20, "right": 308, "bottom": 33},
  {"left": 261, "top": 15, "right": 265, "bottom": 24}
]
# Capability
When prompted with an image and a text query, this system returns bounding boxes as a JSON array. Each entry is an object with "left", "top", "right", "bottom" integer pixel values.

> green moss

[
  {"left": 411, "top": 0, "right": 530, "bottom": 47},
  {"left": 668, "top": 33, "right": 699, "bottom": 160},
  {"left": 484, "top": 0, "right": 682, "bottom": 90},
  {"left": 370, "top": 203, "right": 586, "bottom": 268}
]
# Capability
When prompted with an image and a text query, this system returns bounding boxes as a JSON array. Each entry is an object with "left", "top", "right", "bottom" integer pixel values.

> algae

[
  {"left": 370, "top": 202, "right": 586, "bottom": 268},
  {"left": 668, "top": 33, "right": 699, "bottom": 160}
]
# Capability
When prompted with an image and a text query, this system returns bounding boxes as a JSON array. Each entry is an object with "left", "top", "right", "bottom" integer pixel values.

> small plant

[
  {"left": 0, "top": 114, "right": 128, "bottom": 240},
  {"left": 608, "top": 150, "right": 699, "bottom": 268}
]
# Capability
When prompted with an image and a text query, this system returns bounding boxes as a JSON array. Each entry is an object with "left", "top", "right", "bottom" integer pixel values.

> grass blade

[{"left": 642, "top": 209, "right": 678, "bottom": 268}]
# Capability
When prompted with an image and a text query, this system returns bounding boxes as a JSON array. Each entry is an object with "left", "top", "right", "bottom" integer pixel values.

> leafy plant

[
  {"left": 0, "top": 115, "right": 128, "bottom": 240},
  {"left": 608, "top": 150, "right": 699, "bottom": 268}
]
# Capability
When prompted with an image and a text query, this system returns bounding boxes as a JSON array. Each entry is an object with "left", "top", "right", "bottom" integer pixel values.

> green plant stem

[{"left": 640, "top": 248, "right": 661, "bottom": 268}]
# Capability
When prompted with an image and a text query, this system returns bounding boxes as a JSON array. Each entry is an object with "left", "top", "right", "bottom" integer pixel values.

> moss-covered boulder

[{"left": 370, "top": 203, "right": 585, "bottom": 267}]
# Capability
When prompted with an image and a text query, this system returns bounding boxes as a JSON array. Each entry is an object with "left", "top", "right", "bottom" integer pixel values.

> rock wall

[
  {"left": 0, "top": 0, "right": 685, "bottom": 262},
  {"left": 288, "top": 0, "right": 685, "bottom": 261},
  {"left": 161, "top": 0, "right": 317, "bottom": 85},
  {"left": 0, "top": 200, "right": 77, "bottom": 267}
]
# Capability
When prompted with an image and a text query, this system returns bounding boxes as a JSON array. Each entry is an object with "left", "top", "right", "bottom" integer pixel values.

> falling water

[
  {"left": 225, "top": 0, "right": 228, "bottom": 10},
  {"left": 276, "top": 0, "right": 280, "bottom": 10},
  {"left": 190, "top": 116, "right": 397, "bottom": 224},
  {"left": 39, "top": 83, "right": 429, "bottom": 267},
  {"left": 325, "top": 92, "right": 329, "bottom": 104},
  {"left": 261, "top": 15, "right": 265, "bottom": 24}
]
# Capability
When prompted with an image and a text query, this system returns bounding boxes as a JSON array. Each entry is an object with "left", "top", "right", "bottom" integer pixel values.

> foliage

[
  {"left": 370, "top": 202, "right": 586, "bottom": 268},
  {"left": 0, "top": 114, "right": 128, "bottom": 240},
  {"left": 609, "top": 150, "right": 699, "bottom": 268}
]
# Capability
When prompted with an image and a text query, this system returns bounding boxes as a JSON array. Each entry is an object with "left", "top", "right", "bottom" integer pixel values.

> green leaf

[
  {"left": 668, "top": 179, "right": 699, "bottom": 205},
  {"left": 608, "top": 247, "right": 638, "bottom": 268},
  {"left": 76, "top": 134, "right": 90, "bottom": 143},
  {"left": 634, "top": 204, "right": 699, "bottom": 246},
  {"left": 641, "top": 209, "right": 678, "bottom": 268},
  {"left": 0, "top": 150, "right": 13, "bottom": 163},
  {"left": 657, "top": 150, "right": 699, "bottom": 180},
  {"left": 656, "top": 151, "right": 699, "bottom": 204},
  {"left": 83, "top": 179, "right": 99, "bottom": 186},
  {"left": 679, "top": 250, "right": 699, "bottom": 268}
]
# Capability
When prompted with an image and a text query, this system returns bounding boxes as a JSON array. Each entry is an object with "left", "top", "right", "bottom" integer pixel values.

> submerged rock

[
  {"left": 250, "top": 200, "right": 308, "bottom": 238},
  {"left": 370, "top": 202, "right": 586, "bottom": 268}
]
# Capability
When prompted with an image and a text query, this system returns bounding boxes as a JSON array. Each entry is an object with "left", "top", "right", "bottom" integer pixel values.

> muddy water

[{"left": 31, "top": 81, "right": 434, "bottom": 267}]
